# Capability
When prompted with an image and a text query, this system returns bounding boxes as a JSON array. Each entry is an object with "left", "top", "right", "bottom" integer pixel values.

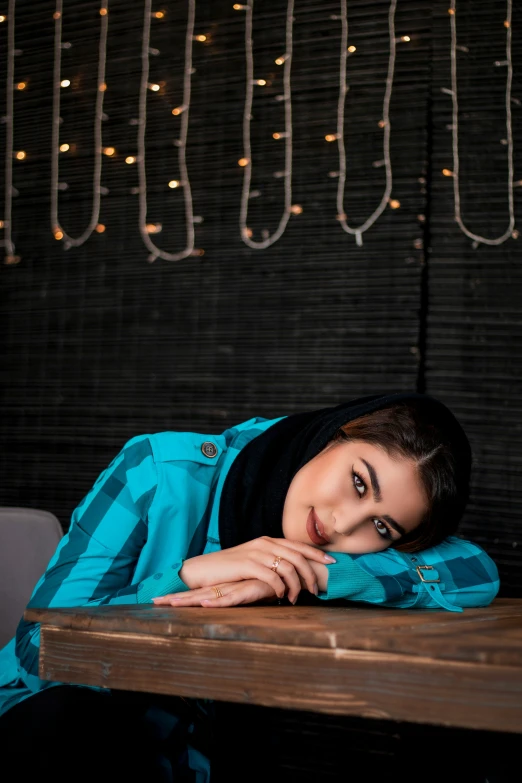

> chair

[{"left": 0, "top": 507, "right": 63, "bottom": 649}]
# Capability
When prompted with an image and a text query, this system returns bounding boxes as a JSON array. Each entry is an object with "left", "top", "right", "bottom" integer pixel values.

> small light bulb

[
  {"left": 442, "top": 168, "right": 453, "bottom": 177},
  {"left": 98, "top": 82, "right": 107, "bottom": 92},
  {"left": 103, "top": 146, "right": 115, "bottom": 156},
  {"left": 347, "top": 45, "right": 356, "bottom": 53},
  {"left": 448, "top": 8, "right": 455, "bottom": 15},
  {"left": 146, "top": 223, "right": 162, "bottom": 234},
  {"left": 238, "top": 157, "right": 249, "bottom": 167},
  {"left": 290, "top": 204, "right": 303, "bottom": 215},
  {"left": 325, "top": 133, "right": 338, "bottom": 142},
  {"left": 389, "top": 199, "right": 400, "bottom": 209},
  {"left": 171, "top": 106, "right": 185, "bottom": 116},
  {"left": 148, "top": 83, "right": 160, "bottom": 92},
  {"left": 168, "top": 180, "right": 180, "bottom": 188},
  {"left": 99, "top": 7, "right": 108, "bottom": 15},
  {"left": 275, "top": 55, "right": 287, "bottom": 65},
  {"left": 245, "top": 228, "right": 253, "bottom": 238},
  {"left": 378, "top": 120, "right": 386, "bottom": 128},
  {"left": 254, "top": 79, "right": 266, "bottom": 86},
  {"left": 95, "top": 223, "right": 106, "bottom": 233},
  {"left": 512, "top": 230, "right": 519, "bottom": 239},
  {"left": 125, "top": 156, "right": 136, "bottom": 164},
  {"left": 15, "top": 150, "right": 26, "bottom": 160},
  {"left": 60, "top": 79, "right": 70, "bottom": 88},
  {"left": 233, "top": 4, "right": 248, "bottom": 9},
  {"left": 0, "top": 15, "right": 6, "bottom": 22},
  {"left": 54, "top": 229, "right": 64, "bottom": 240},
  {"left": 153, "top": 10, "right": 165, "bottom": 19},
  {"left": 401, "top": 35, "right": 411, "bottom": 42},
  {"left": 0, "top": 220, "right": 4, "bottom": 228},
  {"left": 194, "top": 34, "right": 207, "bottom": 42},
  {"left": 16, "top": 81, "right": 27, "bottom": 90},
  {"left": 59, "top": 143, "right": 70, "bottom": 152},
  {"left": 273, "top": 132, "right": 282, "bottom": 140},
  {"left": 504, "top": 20, "right": 510, "bottom": 28},
  {"left": 53, "top": 11, "right": 61, "bottom": 20}
]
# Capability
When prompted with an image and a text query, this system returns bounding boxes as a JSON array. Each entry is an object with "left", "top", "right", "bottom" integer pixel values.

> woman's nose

[{"left": 333, "top": 512, "right": 364, "bottom": 536}]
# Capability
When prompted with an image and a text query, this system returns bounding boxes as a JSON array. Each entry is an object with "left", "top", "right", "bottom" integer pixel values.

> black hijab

[{"left": 218, "top": 391, "right": 472, "bottom": 550}]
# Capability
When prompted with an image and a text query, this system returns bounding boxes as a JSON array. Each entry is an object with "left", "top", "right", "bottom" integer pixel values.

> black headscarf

[{"left": 219, "top": 391, "right": 472, "bottom": 550}]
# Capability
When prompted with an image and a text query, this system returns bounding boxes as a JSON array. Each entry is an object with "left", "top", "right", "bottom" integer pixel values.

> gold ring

[
  {"left": 212, "top": 585, "right": 223, "bottom": 599},
  {"left": 271, "top": 555, "right": 282, "bottom": 572}
]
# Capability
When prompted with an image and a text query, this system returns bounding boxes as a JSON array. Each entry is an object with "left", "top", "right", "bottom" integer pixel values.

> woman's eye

[
  {"left": 374, "top": 519, "right": 392, "bottom": 539},
  {"left": 352, "top": 471, "right": 366, "bottom": 496}
]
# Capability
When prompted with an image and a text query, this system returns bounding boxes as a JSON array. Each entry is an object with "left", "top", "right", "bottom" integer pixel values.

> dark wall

[{"left": 1, "top": 0, "right": 520, "bottom": 595}]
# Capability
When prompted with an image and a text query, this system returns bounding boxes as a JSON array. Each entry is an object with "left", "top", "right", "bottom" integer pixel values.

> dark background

[{"left": 0, "top": 1, "right": 520, "bottom": 777}]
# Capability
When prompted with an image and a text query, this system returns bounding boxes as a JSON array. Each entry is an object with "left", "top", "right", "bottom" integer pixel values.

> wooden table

[{"left": 26, "top": 598, "right": 522, "bottom": 734}]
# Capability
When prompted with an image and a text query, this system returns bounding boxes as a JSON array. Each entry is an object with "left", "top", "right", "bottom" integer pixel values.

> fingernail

[
  {"left": 324, "top": 554, "right": 336, "bottom": 563},
  {"left": 201, "top": 600, "right": 211, "bottom": 606}
]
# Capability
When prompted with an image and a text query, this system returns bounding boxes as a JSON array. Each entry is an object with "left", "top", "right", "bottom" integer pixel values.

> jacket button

[{"left": 201, "top": 441, "right": 218, "bottom": 458}]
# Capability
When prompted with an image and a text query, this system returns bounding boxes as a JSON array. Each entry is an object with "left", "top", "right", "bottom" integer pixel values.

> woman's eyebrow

[{"left": 360, "top": 458, "right": 406, "bottom": 537}]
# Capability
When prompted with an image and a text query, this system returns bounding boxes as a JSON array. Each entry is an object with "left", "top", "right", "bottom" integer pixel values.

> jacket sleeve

[
  {"left": 319, "top": 536, "right": 500, "bottom": 613},
  {"left": 15, "top": 435, "right": 189, "bottom": 692}
]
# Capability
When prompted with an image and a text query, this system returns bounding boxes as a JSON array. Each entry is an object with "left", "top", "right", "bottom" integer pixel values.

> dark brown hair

[{"left": 335, "top": 402, "right": 470, "bottom": 553}]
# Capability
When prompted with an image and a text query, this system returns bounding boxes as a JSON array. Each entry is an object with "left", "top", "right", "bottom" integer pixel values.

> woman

[{"left": 0, "top": 391, "right": 500, "bottom": 781}]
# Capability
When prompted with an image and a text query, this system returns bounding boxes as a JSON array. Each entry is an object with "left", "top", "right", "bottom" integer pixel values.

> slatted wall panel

[
  {"left": 426, "top": 0, "right": 522, "bottom": 595},
  {"left": 0, "top": 0, "right": 428, "bottom": 532}
]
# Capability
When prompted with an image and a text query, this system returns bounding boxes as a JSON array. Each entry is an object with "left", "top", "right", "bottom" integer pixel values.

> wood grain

[{"left": 38, "top": 624, "right": 522, "bottom": 733}]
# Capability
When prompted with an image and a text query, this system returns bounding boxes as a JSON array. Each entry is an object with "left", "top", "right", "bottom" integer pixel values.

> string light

[
  {"left": 125, "top": 155, "right": 136, "bottom": 164},
  {"left": 51, "top": 0, "right": 109, "bottom": 249},
  {"left": 103, "top": 146, "right": 115, "bottom": 156},
  {"left": 59, "top": 143, "right": 70, "bottom": 152},
  {"left": 347, "top": 45, "right": 356, "bottom": 53},
  {"left": 15, "top": 150, "right": 26, "bottom": 160},
  {"left": 400, "top": 35, "right": 410, "bottom": 42},
  {"left": 446, "top": 0, "right": 515, "bottom": 245},
  {"left": 233, "top": 4, "right": 248, "bottom": 9},
  {"left": 0, "top": 15, "right": 6, "bottom": 22},
  {"left": 389, "top": 198, "right": 400, "bottom": 209},
  {"left": 168, "top": 179, "right": 180, "bottom": 188},
  {"left": 95, "top": 223, "right": 105, "bottom": 232},
  {"left": 152, "top": 10, "right": 165, "bottom": 19},
  {"left": 239, "top": 0, "right": 294, "bottom": 249},
  {"left": 442, "top": 168, "right": 453, "bottom": 176},
  {"left": 252, "top": 78, "right": 266, "bottom": 86},
  {"left": 336, "top": 0, "right": 397, "bottom": 246},
  {"left": 138, "top": 0, "right": 196, "bottom": 262},
  {"left": 99, "top": 6, "right": 107, "bottom": 15},
  {"left": 193, "top": 34, "right": 206, "bottom": 42},
  {"left": 238, "top": 157, "right": 249, "bottom": 167},
  {"left": 146, "top": 222, "right": 162, "bottom": 234},
  {"left": 3, "top": 0, "right": 16, "bottom": 261},
  {"left": 290, "top": 204, "right": 303, "bottom": 214},
  {"left": 325, "top": 133, "right": 339, "bottom": 142},
  {"left": 16, "top": 81, "right": 26, "bottom": 90},
  {"left": 98, "top": 82, "right": 107, "bottom": 91},
  {"left": 275, "top": 54, "right": 287, "bottom": 65},
  {"left": 171, "top": 105, "right": 186, "bottom": 115},
  {"left": 148, "top": 82, "right": 160, "bottom": 91}
]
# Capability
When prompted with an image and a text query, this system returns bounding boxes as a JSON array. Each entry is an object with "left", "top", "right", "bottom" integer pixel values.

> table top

[{"left": 27, "top": 599, "right": 522, "bottom": 733}]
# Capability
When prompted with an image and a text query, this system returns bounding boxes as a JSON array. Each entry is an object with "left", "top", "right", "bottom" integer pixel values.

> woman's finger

[
  {"left": 153, "top": 587, "right": 220, "bottom": 606},
  {"left": 261, "top": 536, "right": 336, "bottom": 564},
  {"left": 271, "top": 559, "right": 302, "bottom": 604},
  {"left": 246, "top": 562, "right": 287, "bottom": 598},
  {"left": 264, "top": 548, "right": 319, "bottom": 596}
]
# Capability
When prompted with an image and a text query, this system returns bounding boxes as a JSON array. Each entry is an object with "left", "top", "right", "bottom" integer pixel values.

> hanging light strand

[
  {"left": 50, "top": 0, "right": 109, "bottom": 249},
  {"left": 448, "top": 0, "right": 515, "bottom": 246},
  {"left": 239, "top": 0, "right": 294, "bottom": 249},
  {"left": 3, "top": 0, "right": 16, "bottom": 260},
  {"left": 138, "top": 0, "right": 195, "bottom": 262},
  {"left": 336, "top": 0, "right": 397, "bottom": 247}
]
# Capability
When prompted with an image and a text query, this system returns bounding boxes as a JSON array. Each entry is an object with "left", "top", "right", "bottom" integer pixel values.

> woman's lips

[{"left": 306, "top": 508, "right": 331, "bottom": 545}]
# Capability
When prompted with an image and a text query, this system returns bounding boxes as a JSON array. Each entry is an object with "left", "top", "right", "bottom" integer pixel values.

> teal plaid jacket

[{"left": 0, "top": 416, "right": 500, "bottom": 720}]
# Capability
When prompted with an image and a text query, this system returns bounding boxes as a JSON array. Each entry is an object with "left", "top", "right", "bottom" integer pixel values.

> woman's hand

[
  {"left": 179, "top": 537, "right": 336, "bottom": 604},
  {"left": 153, "top": 579, "right": 277, "bottom": 608}
]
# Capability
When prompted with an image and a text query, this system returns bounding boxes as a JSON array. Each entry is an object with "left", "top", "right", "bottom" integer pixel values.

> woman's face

[{"left": 282, "top": 439, "right": 427, "bottom": 554}]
